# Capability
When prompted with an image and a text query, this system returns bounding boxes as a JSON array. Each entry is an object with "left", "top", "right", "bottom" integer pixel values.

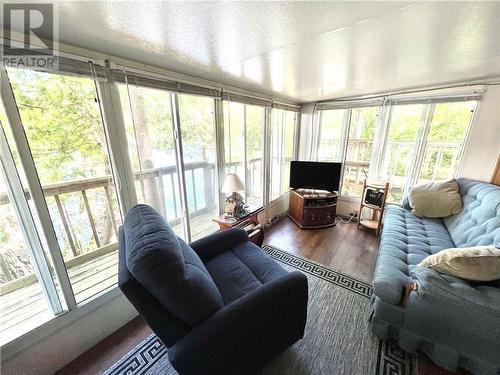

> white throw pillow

[
  {"left": 408, "top": 180, "right": 462, "bottom": 218},
  {"left": 419, "top": 246, "right": 500, "bottom": 282}
]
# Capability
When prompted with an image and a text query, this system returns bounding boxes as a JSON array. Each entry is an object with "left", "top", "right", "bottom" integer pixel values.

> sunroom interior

[{"left": 1, "top": 2, "right": 499, "bottom": 375}]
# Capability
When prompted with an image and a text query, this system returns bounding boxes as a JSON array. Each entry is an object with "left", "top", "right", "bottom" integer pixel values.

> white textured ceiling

[{"left": 44, "top": 2, "right": 500, "bottom": 102}]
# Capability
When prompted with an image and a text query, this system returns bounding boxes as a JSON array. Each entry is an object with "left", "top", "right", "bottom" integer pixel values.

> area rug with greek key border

[{"left": 105, "top": 245, "right": 416, "bottom": 375}]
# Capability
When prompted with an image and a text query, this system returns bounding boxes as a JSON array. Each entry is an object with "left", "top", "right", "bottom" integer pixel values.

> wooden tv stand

[{"left": 288, "top": 189, "right": 338, "bottom": 229}]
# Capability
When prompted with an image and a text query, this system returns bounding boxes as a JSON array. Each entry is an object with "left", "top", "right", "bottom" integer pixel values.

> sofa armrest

[
  {"left": 410, "top": 266, "right": 500, "bottom": 315},
  {"left": 189, "top": 228, "right": 249, "bottom": 261},
  {"left": 373, "top": 260, "right": 411, "bottom": 305},
  {"left": 168, "top": 271, "right": 308, "bottom": 375}
]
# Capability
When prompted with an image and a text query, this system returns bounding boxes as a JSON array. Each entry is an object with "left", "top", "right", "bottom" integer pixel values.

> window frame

[
  {"left": 315, "top": 98, "right": 478, "bottom": 202},
  {"left": 0, "top": 68, "right": 78, "bottom": 311},
  {"left": 0, "top": 57, "right": 300, "bottom": 355},
  {"left": 0, "top": 125, "right": 64, "bottom": 321}
]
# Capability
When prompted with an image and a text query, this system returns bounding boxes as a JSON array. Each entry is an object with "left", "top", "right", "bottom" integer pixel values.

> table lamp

[{"left": 221, "top": 173, "right": 247, "bottom": 218}]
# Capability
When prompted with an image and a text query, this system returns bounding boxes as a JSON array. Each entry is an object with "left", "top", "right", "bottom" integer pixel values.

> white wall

[
  {"left": 457, "top": 86, "right": 500, "bottom": 182},
  {"left": 1, "top": 290, "right": 137, "bottom": 375}
]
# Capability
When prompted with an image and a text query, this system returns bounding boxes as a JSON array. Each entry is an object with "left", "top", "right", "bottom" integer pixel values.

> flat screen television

[{"left": 289, "top": 161, "right": 342, "bottom": 192}]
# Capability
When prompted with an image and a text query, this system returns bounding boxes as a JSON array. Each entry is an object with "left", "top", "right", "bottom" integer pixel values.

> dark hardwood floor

[
  {"left": 56, "top": 316, "right": 153, "bottom": 375},
  {"left": 58, "top": 219, "right": 377, "bottom": 374},
  {"left": 57, "top": 217, "right": 462, "bottom": 375},
  {"left": 265, "top": 218, "right": 379, "bottom": 282}
]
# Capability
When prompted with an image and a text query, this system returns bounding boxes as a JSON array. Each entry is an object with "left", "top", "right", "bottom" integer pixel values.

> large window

[
  {"left": 118, "top": 84, "right": 184, "bottom": 238},
  {"left": 270, "top": 109, "right": 297, "bottom": 201},
  {"left": 316, "top": 107, "right": 378, "bottom": 196},
  {"left": 1, "top": 113, "right": 67, "bottom": 345},
  {"left": 223, "top": 101, "right": 265, "bottom": 207},
  {"left": 417, "top": 102, "right": 475, "bottom": 184},
  {"left": 317, "top": 109, "right": 346, "bottom": 161},
  {"left": 7, "top": 68, "right": 122, "bottom": 304},
  {"left": 0, "top": 60, "right": 303, "bottom": 348},
  {"left": 316, "top": 100, "right": 476, "bottom": 202},
  {"left": 381, "top": 104, "right": 427, "bottom": 202},
  {"left": 178, "top": 94, "right": 219, "bottom": 241},
  {"left": 0, "top": 162, "right": 56, "bottom": 344},
  {"left": 342, "top": 107, "right": 378, "bottom": 197}
]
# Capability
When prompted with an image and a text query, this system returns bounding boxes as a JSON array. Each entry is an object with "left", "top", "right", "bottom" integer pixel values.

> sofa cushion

[
  {"left": 408, "top": 180, "right": 462, "bottom": 218},
  {"left": 443, "top": 178, "right": 500, "bottom": 248},
  {"left": 373, "top": 205, "right": 455, "bottom": 304},
  {"left": 124, "top": 204, "right": 223, "bottom": 326},
  {"left": 419, "top": 245, "right": 500, "bottom": 282},
  {"left": 205, "top": 241, "right": 287, "bottom": 305}
]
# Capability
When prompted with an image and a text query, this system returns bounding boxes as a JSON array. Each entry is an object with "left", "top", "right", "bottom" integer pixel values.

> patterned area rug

[{"left": 105, "top": 245, "right": 416, "bottom": 375}]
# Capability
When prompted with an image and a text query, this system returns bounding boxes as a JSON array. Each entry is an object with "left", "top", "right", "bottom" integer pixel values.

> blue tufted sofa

[{"left": 371, "top": 178, "right": 500, "bottom": 375}]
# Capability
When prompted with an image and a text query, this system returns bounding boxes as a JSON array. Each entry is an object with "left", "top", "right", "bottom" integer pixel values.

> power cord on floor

[{"left": 336, "top": 212, "right": 357, "bottom": 224}]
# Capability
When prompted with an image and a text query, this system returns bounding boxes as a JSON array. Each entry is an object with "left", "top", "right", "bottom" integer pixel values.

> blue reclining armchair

[{"left": 119, "top": 204, "right": 308, "bottom": 375}]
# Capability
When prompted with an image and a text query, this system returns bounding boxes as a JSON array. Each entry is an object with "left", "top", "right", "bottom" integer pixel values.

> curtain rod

[
  {"left": 112, "top": 62, "right": 300, "bottom": 109},
  {"left": 1, "top": 36, "right": 300, "bottom": 109},
  {"left": 311, "top": 79, "right": 500, "bottom": 105}
]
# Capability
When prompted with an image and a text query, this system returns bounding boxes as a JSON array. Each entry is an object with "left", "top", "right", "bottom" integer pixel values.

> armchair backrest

[
  {"left": 118, "top": 227, "right": 190, "bottom": 347},
  {"left": 119, "top": 204, "right": 224, "bottom": 343}
]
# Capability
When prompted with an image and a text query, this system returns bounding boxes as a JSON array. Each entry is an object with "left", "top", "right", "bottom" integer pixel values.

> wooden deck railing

[
  {"left": 338, "top": 140, "right": 463, "bottom": 197},
  {"left": 0, "top": 159, "right": 263, "bottom": 283}
]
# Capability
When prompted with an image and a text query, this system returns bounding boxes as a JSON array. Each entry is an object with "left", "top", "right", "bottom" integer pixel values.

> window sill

[{"left": 1, "top": 284, "right": 127, "bottom": 361}]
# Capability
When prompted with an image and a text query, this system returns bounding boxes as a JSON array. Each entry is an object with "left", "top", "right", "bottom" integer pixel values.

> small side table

[{"left": 213, "top": 206, "right": 265, "bottom": 246}]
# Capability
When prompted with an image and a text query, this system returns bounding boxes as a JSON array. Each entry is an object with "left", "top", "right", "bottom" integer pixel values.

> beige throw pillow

[
  {"left": 408, "top": 180, "right": 462, "bottom": 218},
  {"left": 419, "top": 246, "right": 500, "bottom": 282}
]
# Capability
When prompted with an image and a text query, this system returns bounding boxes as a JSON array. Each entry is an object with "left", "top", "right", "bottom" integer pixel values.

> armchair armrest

[
  {"left": 168, "top": 271, "right": 308, "bottom": 375},
  {"left": 189, "top": 228, "right": 249, "bottom": 261}
]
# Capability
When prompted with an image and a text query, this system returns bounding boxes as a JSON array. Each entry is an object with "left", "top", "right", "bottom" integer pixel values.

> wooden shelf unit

[
  {"left": 357, "top": 180, "right": 389, "bottom": 236},
  {"left": 288, "top": 189, "right": 338, "bottom": 229}
]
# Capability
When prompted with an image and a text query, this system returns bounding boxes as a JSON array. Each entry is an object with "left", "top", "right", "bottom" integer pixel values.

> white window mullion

[
  {"left": 293, "top": 112, "right": 300, "bottom": 161},
  {"left": 455, "top": 102, "right": 478, "bottom": 178},
  {"left": 338, "top": 109, "right": 352, "bottom": 194},
  {"left": 214, "top": 98, "right": 226, "bottom": 215},
  {"left": 263, "top": 107, "right": 272, "bottom": 221},
  {"left": 243, "top": 105, "right": 248, "bottom": 202},
  {"left": 0, "top": 68, "right": 77, "bottom": 310},
  {"left": 314, "top": 110, "right": 323, "bottom": 161},
  {"left": 339, "top": 109, "right": 351, "bottom": 162},
  {"left": 95, "top": 70, "right": 137, "bottom": 215},
  {"left": 400, "top": 104, "right": 432, "bottom": 199},
  {"left": 408, "top": 104, "right": 435, "bottom": 190},
  {"left": 374, "top": 104, "right": 393, "bottom": 179},
  {"left": 279, "top": 110, "right": 285, "bottom": 195},
  {"left": 170, "top": 93, "right": 192, "bottom": 242}
]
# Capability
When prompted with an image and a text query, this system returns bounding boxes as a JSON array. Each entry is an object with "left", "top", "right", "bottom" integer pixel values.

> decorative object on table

[
  {"left": 358, "top": 179, "right": 389, "bottom": 236},
  {"left": 408, "top": 179, "right": 462, "bottom": 218},
  {"left": 213, "top": 206, "right": 264, "bottom": 246},
  {"left": 221, "top": 173, "right": 247, "bottom": 218}
]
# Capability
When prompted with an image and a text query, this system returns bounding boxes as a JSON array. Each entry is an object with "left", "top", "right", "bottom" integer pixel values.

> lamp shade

[{"left": 221, "top": 173, "right": 245, "bottom": 193}]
